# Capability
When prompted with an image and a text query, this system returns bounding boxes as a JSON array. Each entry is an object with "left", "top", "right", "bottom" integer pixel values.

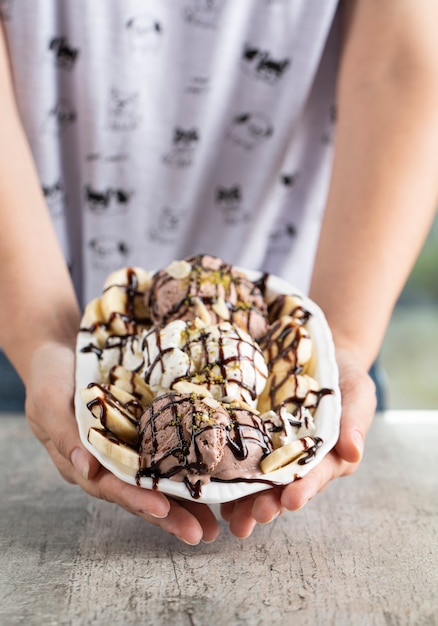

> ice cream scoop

[
  {"left": 99, "top": 318, "right": 268, "bottom": 407},
  {"left": 144, "top": 254, "right": 269, "bottom": 340},
  {"left": 138, "top": 392, "right": 273, "bottom": 494}
]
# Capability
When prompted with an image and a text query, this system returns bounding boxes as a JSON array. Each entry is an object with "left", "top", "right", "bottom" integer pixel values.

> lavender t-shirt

[{"left": 1, "top": 0, "right": 340, "bottom": 306}]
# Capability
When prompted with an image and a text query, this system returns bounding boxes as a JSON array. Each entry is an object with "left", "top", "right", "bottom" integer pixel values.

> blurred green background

[{"left": 381, "top": 213, "right": 438, "bottom": 409}]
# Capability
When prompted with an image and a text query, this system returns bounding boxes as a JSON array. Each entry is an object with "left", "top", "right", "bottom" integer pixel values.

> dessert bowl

[{"left": 75, "top": 267, "right": 341, "bottom": 504}]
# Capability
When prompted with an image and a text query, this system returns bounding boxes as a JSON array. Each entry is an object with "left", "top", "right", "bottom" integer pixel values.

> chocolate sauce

[
  {"left": 297, "top": 436, "right": 323, "bottom": 465},
  {"left": 141, "top": 320, "right": 266, "bottom": 404},
  {"left": 80, "top": 342, "right": 103, "bottom": 358},
  {"left": 146, "top": 254, "right": 269, "bottom": 338},
  {"left": 102, "top": 267, "right": 151, "bottom": 329},
  {"left": 85, "top": 383, "right": 140, "bottom": 446},
  {"left": 136, "top": 392, "right": 273, "bottom": 498},
  {"left": 80, "top": 268, "right": 151, "bottom": 353},
  {"left": 265, "top": 368, "right": 333, "bottom": 413},
  {"left": 267, "top": 294, "right": 312, "bottom": 326},
  {"left": 226, "top": 406, "right": 272, "bottom": 461},
  {"left": 259, "top": 318, "right": 306, "bottom": 374},
  {"left": 254, "top": 272, "right": 269, "bottom": 297}
]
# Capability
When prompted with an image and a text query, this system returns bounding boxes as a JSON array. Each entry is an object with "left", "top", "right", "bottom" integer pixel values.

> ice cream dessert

[
  {"left": 138, "top": 392, "right": 273, "bottom": 497},
  {"left": 77, "top": 254, "right": 335, "bottom": 499}
]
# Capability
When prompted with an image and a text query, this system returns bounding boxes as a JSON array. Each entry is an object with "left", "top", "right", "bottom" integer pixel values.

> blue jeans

[{"left": 0, "top": 352, "right": 25, "bottom": 412}]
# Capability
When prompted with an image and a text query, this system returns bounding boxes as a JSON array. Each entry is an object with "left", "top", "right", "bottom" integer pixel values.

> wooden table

[{"left": 0, "top": 412, "right": 437, "bottom": 626}]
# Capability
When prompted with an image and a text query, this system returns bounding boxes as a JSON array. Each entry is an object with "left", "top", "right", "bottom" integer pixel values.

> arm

[
  {"left": 0, "top": 26, "right": 80, "bottom": 380},
  {"left": 312, "top": 0, "right": 438, "bottom": 368},
  {"left": 222, "top": 0, "right": 438, "bottom": 537},
  {"left": 0, "top": 26, "right": 218, "bottom": 545}
]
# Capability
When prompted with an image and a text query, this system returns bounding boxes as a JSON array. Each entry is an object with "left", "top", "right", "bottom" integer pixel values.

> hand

[
  {"left": 220, "top": 347, "right": 377, "bottom": 538},
  {"left": 25, "top": 340, "right": 220, "bottom": 545}
]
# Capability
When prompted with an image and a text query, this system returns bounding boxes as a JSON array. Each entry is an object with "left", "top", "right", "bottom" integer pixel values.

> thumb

[
  {"left": 334, "top": 352, "right": 377, "bottom": 464},
  {"left": 70, "top": 439, "right": 101, "bottom": 482}
]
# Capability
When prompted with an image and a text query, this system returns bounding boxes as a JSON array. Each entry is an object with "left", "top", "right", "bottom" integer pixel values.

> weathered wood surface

[{"left": 0, "top": 413, "right": 437, "bottom": 626}]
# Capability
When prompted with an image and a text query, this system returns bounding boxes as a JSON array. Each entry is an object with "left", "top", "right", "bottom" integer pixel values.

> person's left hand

[{"left": 220, "top": 348, "right": 377, "bottom": 538}]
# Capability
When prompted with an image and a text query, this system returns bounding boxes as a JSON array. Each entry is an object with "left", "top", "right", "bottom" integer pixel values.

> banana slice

[
  {"left": 81, "top": 384, "right": 139, "bottom": 445},
  {"left": 164, "top": 259, "right": 191, "bottom": 279},
  {"left": 82, "top": 296, "right": 105, "bottom": 326},
  {"left": 260, "top": 436, "right": 317, "bottom": 473},
  {"left": 81, "top": 297, "right": 110, "bottom": 346},
  {"left": 172, "top": 380, "right": 213, "bottom": 397},
  {"left": 267, "top": 294, "right": 311, "bottom": 325},
  {"left": 260, "top": 315, "right": 312, "bottom": 372},
  {"left": 211, "top": 296, "right": 230, "bottom": 321},
  {"left": 109, "top": 365, "right": 154, "bottom": 407},
  {"left": 103, "top": 266, "right": 152, "bottom": 292},
  {"left": 88, "top": 427, "right": 142, "bottom": 470},
  {"left": 101, "top": 266, "right": 152, "bottom": 335},
  {"left": 257, "top": 372, "right": 321, "bottom": 414},
  {"left": 192, "top": 297, "right": 212, "bottom": 325}
]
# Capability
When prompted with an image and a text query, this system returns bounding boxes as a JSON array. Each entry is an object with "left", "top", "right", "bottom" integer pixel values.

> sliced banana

[
  {"left": 101, "top": 266, "right": 152, "bottom": 334},
  {"left": 267, "top": 294, "right": 311, "bottom": 325},
  {"left": 257, "top": 372, "right": 320, "bottom": 414},
  {"left": 226, "top": 398, "right": 260, "bottom": 414},
  {"left": 211, "top": 296, "right": 230, "bottom": 321},
  {"left": 81, "top": 297, "right": 110, "bottom": 346},
  {"left": 192, "top": 297, "right": 212, "bottom": 325},
  {"left": 103, "top": 266, "right": 152, "bottom": 292},
  {"left": 109, "top": 365, "right": 154, "bottom": 406},
  {"left": 102, "top": 384, "right": 144, "bottom": 418},
  {"left": 81, "top": 383, "right": 139, "bottom": 445},
  {"left": 172, "top": 380, "right": 213, "bottom": 397},
  {"left": 260, "top": 315, "right": 312, "bottom": 372},
  {"left": 88, "top": 427, "right": 142, "bottom": 470},
  {"left": 100, "top": 286, "right": 129, "bottom": 334},
  {"left": 164, "top": 259, "right": 191, "bottom": 279},
  {"left": 82, "top": 296, "right": 105, "bottom": 326},
  {"left": 260, "top": 436, "right": 316, "bottom": 473}
]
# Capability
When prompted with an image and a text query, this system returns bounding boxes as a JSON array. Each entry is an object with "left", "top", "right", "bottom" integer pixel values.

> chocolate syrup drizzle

[
  {"left": 80, "top": 267, "right": 151, "bottom": 356},
  {"left": 85, "top": 383, "right": 142, "bottom": 446},
  {"left": 146, "top": 254, "right": 269, "bottom": 337},
  {"left": 297, "top": 436, "right": 323, "bottom": 465},
  {"left": 86, "top": 382, "right": 143, "bottom": 422},
  {"left": 260, "top": 319, "right": 308, "bottom": 374},
  {"left": 140, "top": 320, "right": 267, "bottom": 403},
  {"left": 136, "top": 393, "right": 272, "bottom": 497},
  {"left": 267, "top": 293, "right": 312, "bottom": 326},
  {"left": 266, "top": 369, "right": 333, "bottom": 413}
]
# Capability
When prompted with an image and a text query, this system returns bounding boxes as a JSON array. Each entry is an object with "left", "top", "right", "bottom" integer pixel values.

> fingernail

[
  {"left": 260, "top": 511, "right": 280, "bottom": 525},
  {"left": 149, "top": 511, "right": 169, "bottom": 519},
  {"left": 353, "top": 431, "right": 364, "bottom": 460},
  {"left": 71, "top": 448, "right": 90, "bottom": 481},
  {"left": 177, "top": 536, "right": 200, "bottom": 546},
  {"left": 295, "top": 500, "right": 308, "bottom": 512}
]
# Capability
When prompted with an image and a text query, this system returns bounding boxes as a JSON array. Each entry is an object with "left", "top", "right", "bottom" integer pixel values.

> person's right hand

[
  {"left": 24, "top": 340, "right": 220, "bottom": 545},
  {"left": 220, "top": 346, "right": 377, "bottom": 538}
]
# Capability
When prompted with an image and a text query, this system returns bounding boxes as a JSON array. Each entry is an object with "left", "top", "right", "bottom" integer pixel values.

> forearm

[
  {"left": 310, "top": 0, "right": 438, "bottom": 369},
  {"left": 0, "top": 28, "right": 80, "bottom": 383}
]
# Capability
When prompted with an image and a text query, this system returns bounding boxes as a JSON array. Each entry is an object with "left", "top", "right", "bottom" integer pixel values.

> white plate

[{"left": 75, "top": 270, "right": 341, "bottom": 504}]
